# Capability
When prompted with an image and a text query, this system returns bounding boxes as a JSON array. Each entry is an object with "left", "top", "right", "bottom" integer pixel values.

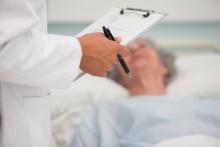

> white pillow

[
  {"left": 167, "top": 53, "right": 220, "bottom": 99},
  {"left": 51, "top": 74, "right": 128, "bottom": 118}
]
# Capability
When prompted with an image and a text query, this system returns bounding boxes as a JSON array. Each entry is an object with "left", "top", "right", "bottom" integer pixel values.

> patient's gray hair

[
  {"left": 108, "top": 38, "right": 176, "bottom": 85},
  {"left": 147, "top": 39, "right": 176, "bottom": 85}
]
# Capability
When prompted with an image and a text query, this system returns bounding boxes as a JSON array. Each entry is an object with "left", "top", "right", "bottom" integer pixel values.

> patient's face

[{"left": 116, "top": 38, "right": 168, "bottom": 95}]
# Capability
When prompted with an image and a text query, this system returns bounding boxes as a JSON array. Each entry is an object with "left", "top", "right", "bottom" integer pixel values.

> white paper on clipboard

[
  {"left": 75, "top": 7, "right": 166, "bottom": 80},
  {"left": 77, "top": 7, "right": 166, "bottom": 45}
]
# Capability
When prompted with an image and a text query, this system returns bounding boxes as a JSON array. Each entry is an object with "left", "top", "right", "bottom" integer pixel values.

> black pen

[{"left": 102, "top": 26, "right": 131, "bottom": 78}]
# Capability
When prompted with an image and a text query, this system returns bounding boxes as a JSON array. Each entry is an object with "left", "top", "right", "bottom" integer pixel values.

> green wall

[{"left": 48, "top": 22, "right": 220, "bottom": 42}]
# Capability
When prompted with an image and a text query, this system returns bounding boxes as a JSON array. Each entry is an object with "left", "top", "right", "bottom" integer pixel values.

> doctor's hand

[{"left": 78, "top": 33, "right": 129, "bottom": 76}]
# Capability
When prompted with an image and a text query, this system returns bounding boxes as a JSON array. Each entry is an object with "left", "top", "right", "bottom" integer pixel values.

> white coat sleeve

[
  {"left": 0, "top": 0, "right": 82, "bottom": 89},
  {"left": 0, "top": 30, "right": 82, "bottom": 89}
]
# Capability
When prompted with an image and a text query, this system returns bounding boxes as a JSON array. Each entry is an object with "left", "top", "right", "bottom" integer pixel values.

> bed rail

[{"left": 156, "top": 39, "right": 220, "bottom": 53}]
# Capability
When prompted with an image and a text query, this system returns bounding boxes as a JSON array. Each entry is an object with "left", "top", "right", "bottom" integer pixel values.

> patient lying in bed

[
  {"left": 108, "top": 38, "right": 176, "bottom": 95},
  {"left": 68, "top": 39, "right": 220, "bottom": 147}
]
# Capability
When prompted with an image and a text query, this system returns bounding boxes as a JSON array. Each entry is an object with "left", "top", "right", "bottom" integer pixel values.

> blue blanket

[{"left": 70, "top": 96, "right": 220, "bottom": 147}]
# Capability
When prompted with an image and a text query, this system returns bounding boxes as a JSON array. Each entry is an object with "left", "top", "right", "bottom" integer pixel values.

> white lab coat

[{"left": 0, "top": 0, "right": 82, "bottom": 147}]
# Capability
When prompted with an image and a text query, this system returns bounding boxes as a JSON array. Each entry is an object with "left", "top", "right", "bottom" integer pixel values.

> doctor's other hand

[{"left": 78, "top": 33, "right": 129, "bottom": 76}]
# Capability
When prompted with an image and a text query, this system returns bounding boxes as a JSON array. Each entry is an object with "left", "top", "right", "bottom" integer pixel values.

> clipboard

[
  {"left": 77, "top": 7, "right": 167, "bottom": 45},
  {"left": 75, "top": 7, "right": 167, "bottom": 80}
]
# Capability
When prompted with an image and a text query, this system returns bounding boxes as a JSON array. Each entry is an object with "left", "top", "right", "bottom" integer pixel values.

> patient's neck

[
  {"left": 127, "top": 84, "right": 166, "bottom": 96},
  {"left": 123, "top": 75, "right": 166, "bottom": 96}
]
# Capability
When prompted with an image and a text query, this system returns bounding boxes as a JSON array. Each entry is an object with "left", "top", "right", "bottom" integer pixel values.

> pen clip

[
  {"left": 106, "top": 28, "right": 115, "bottom": 41},
  {"left": 102, "top": 26, "right": 115, "bottom": 41},
  {"left": 102, "top": 26, "right": 108, "bottom": 38}
]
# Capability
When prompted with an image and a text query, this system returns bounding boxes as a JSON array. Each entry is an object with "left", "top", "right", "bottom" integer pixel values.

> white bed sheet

[{"left": 70, "top": 97, "right": 220, "bottom": 147}]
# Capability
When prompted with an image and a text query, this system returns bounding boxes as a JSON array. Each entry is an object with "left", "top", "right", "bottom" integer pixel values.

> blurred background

[{"left": 48, "top": 0, "right": 220, "bottom": 42}]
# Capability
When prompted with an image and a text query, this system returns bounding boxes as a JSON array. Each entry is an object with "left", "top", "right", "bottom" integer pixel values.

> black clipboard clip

[{"left": 120, "top": 7, "right": 155, "bottom": 18}]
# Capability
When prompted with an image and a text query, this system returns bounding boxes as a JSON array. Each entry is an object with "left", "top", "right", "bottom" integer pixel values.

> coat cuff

[{"left": 63, "top": 36, "right": 82, "bottom": 82}]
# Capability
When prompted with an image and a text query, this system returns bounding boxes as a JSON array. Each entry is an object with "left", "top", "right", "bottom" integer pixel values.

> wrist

[{"left": 77, "top": 36, "right": 86, "bottom": 55}]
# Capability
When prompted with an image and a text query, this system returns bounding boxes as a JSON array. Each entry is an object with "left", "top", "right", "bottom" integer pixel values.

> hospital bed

[{"left": 51, "top": 38, "right": 220, "bottom": 147}]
